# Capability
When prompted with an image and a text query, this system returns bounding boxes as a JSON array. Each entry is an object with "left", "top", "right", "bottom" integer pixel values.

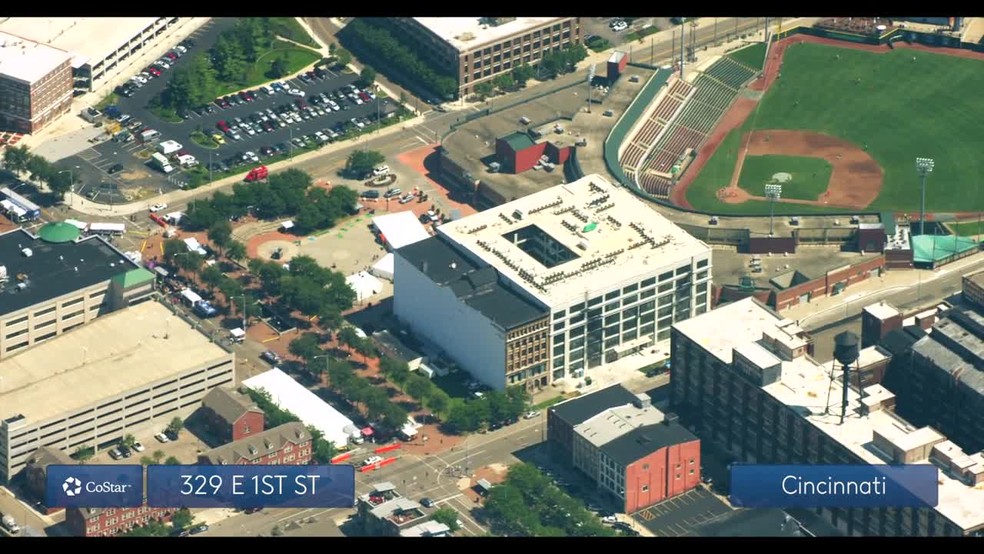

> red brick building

[
  {"left": 67, "top": 505, "right": 174, "bottom": 537},
  {"left": 200, "top": 387, "right": 265, "bottom": 443},
  {"left": 0, "top": 32, "right": 73, "bottom": 134},
  {"left": 197, "top": 422, "right": 312, "bottom": 465},
  {"left": 548, "top": 384, "right": 701, "bottom": 513},
  {"left": 495, "top": 131, "right": 572, "bottom": 174},
  {"left": 23, "top": 446, "right": 74, "bottom": 514}
]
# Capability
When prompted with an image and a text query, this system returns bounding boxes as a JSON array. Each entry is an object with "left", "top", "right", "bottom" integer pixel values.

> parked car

[
  {"left": 287, "top": 88, "right": 305, "bottom": 97},
  {"left": 260, "top": 350, "right": 282, "bottom": 364},
  {"left": 360, "top": 190, "right": 380, "bottom": 199},
  {"left": 362, "top": 456, "right": 383, "bottom": 467},
  {"left": 132, "top": 441, "right": 145, "bottom": 453},
  {"left": 149, "top": 203, "right": 167, "bottom": 212},
  {"left": 189, "top": 524, "right": 209, "bottom": 535},
  {"left": 107, "top": 163, "right": 125, "bottom": 175},
  {"left": 420, "top": 498, "right": 434, "bottom": 508},
  {"left": 524, "top": 410, "right": 541, "bottom": 419},
  {"left": 384, "top": 188, "right": 402, "bottom": 199},
  {"left": 108, "top": 447, "right": 124, "bottom": 460}
]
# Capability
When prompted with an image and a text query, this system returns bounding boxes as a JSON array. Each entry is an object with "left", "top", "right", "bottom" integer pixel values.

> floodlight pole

[
  {"left": 765, "top": 183, "right": 782, "bottom": 236},
  {"left": 916, "top": 157, "right": 934, "bottom": 236}
]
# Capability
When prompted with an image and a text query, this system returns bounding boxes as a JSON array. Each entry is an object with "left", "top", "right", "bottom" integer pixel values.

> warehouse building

[
  {"left": 548, "top": 384, "right": 701, "bottom": 513},
  {"left": 0, "top": 224, "right": 155, "bottom": 360},
  {"left": 670, "top": 298, "right": 984, "bottom": 537},
  {"left": 390, "top": 17, "right": 581, "bottom": 97},
  {"left": 0, "top": 301, "right": 235, "bottom": 482},
  {"left": 393, "top": 174, "right": 712, "bottom": 391}
]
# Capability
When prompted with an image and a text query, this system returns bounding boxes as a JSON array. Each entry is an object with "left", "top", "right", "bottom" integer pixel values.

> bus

[
  {"left": 0, "top": 186, "right": 41, "bottom": 221},
  {"left": 87, "top": 222, "right": 126, "bottom": 236}
]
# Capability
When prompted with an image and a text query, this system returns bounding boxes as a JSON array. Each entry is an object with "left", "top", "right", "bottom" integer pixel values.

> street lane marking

[{"left": 435, "top": 493, "right": 462, "bottom": 505}]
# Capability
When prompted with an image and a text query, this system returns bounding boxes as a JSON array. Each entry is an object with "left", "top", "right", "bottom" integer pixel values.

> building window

[
  {"left": 689, "top": 469, "right": 695, "bottom": 475},
  {"left": 676, "top": 474, "right": 681, "bottom": 479},
  {"left": 642, "top": 464, "right": 649, "bottom": 470},
  {"left": 641, "top": 485, "right": 649, "bottom": 492}
]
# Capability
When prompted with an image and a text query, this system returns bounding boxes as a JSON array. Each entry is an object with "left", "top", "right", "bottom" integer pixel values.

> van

[
  {"left": 360, "top": 190, "right": 380, "bottom": 199},
  {"left": 519, "top": 116, "right": 531, "bottom": 125}
]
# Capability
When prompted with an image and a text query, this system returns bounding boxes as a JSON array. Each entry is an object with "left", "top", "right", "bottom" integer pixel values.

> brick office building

[
  {"left": 0, "top": 31, "right": 73, "bottom": 134},
  {"left": 66, "top": 505, "right": 175, "bottom": 537},
  {"left": 197, "top": 422, "right": 312, "bottom": 465},
  {"left": 200, "top": 387, "right": 265, "bottom": 443},
  {"left": 548, "top": 384, "right": 701, "bottom": 513}
]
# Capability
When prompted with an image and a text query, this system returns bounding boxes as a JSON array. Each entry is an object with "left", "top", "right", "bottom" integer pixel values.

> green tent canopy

[
  {"left": 583, "top": 222, "right": 598, "bottom": 233},
  {"left": 38, "top": 221, "right": 81, "bottom": 243}
]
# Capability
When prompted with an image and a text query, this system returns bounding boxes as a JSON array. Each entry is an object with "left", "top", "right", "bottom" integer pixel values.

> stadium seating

[
  {"left": 703, "top": 57, "right": 758, "bottom": 91},
  {"left": 638, "top": 172, "right": 674, "bottom": 197}
]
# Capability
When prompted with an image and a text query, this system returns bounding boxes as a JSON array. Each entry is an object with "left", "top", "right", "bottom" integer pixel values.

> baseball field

[{"left": 684, "top": 41, "right": 984, "bottom": 214}]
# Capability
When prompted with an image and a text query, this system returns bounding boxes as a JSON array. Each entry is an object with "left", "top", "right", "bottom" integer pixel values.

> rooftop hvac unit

[
  {"left": 577, "top": 239, "right": 590, "bottom": 250},
  {"left": 0, "top": 265, "right": 7, "bottom": 280},
  {"left": 21, "top": 248, "right": 32, "bottom": 257}
]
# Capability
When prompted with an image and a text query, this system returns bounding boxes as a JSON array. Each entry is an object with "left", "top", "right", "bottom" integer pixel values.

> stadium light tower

[
  {"left": 916, "top": 157, "right": 934, "bottom": 236},
  {"left": 765, "top": 183, "right": 782, "bottom": 236}
]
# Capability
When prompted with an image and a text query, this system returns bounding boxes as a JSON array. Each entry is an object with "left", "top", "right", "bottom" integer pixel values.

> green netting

[{"left": 911, "top": 234, "right": 980, "bottom": 263}]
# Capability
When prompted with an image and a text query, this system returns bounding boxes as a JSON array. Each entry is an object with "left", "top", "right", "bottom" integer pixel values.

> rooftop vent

[
  {"left": 21, "top": 248, "right": 32, "bottom": 257},
  {"left": 457, "top": 32, "right": 476, "bottom": 42}
]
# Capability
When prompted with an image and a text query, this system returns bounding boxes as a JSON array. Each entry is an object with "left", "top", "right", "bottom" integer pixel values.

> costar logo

[{"left": 62, "top": 476, "right": 83, "bottom": 497}]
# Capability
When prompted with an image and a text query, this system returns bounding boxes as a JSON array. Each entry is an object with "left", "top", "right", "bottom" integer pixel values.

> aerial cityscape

[{"left": 0, "top": 15, "right": 982, "bottom": 539}]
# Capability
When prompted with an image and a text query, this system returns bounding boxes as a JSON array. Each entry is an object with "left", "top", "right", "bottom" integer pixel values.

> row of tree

[
  {"left": 182, "top": 168, "right": 358, "bottom": 236},
  {"left": 483, "top": 463, "right": 616, "bottom": 537},
  {"left": 341, "top": 18, "right": 458, "bottom": 100},
  {"left": 287, "top": 331, "right": 409, "bottom": 434},
  {"left": 377, "top": 356, "right": 529, "bottom": 434},
  {"left": 123, "top": 508, "right": 196, "bottom": 537},
  {"left": 2, "top": 144, "right": 73, "bottom": 196},
  {"left": 246, "top": 255, "right": 355, "bottom": 329},
  {"left": 245, "top": 388, "right": 335, "bottom": 463},
  {"left": 472, "top": 45, "right": 587, "bottom": 100}
]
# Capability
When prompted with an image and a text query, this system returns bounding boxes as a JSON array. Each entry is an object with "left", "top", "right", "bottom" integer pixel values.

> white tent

[
  {"left": 371, "top": 211, "right": 430, "bottom": 251},
  {"left": 183, "top": 237, "right": 207, "bottom": 256},
  {"left": 243, "top": 368, "right": 355, "bottom": 447},
  {"left": 229, "top": 327, "right": 245, "bottom": 342},
  {"left": 371, "top": 253, "right": 395, "bottom": 281},
  {"left": 346, "top": 271, "right": 383, "bottom": 302},
  {"left": 280, "top": 220, "right": 295, "bottom": 231}
]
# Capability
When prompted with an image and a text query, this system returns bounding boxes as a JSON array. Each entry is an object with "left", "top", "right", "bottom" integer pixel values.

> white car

[
  {"left": 524, "top": 410, "right": 541, "bottom": 419},
  {"left": 154, "top": 432, "right": 170, "bottom": 443},
  {"left": 611, "top": 21, "right": 628, "bottom": 32},
  {"left": 149, "top": 203, "right": 167, "bottom": 212},
  {"left": 244, "top": 151, "right": 259, "bottom": 163},
  {"left": 288, "top": 88, "right": 306, "bottom": 97},
  {"left": 362, "top": 456, "right": 383, "bottom": 467},
  {"left": 601, "top": 515, "right": 618, "bottom": 524},
  {"left": 372, "top": 165, "right": 389, "bottom": 177},
  {"left": 132, "top": 441, "right": 145, "bottom": 452}
]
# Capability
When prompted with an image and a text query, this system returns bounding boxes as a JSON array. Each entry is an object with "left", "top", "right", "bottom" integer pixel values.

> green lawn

[
  {"left": 738, "top": 155, "right": 832, "bottom": 201},
  {"left": 686, "top": 42, "right": 984, "bottom": 213},
  {"left": 217, "top": 40, "right": 321, "bottom": 96},
  {"left": 267, "top": 17, "right": 320, "bottom": 48},
  {"left": 947, "top": 220, "right": 984, "bottom": 237},
  {"left": 727, "top": 42, "right": 767, "bottom": 70}
]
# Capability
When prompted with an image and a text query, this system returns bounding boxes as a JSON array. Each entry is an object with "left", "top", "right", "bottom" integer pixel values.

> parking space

[{"left": 631, "top": 488, "right": 733, "bottom": 537}]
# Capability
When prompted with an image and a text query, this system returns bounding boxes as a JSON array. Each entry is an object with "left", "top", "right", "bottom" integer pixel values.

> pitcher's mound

[{"left": 772, "top": 172, "right": 793, "bottom": 183}]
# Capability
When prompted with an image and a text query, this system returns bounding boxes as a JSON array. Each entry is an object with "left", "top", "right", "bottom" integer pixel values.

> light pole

[
  {"left": 239, "top": 294, "right": 248, "bottom": 331},
  {"left": 916, "top": 157, "right": 934, "bottom": 236},
  {"left": 58, "top": 169, "right": 74, "bottom": 206},
  {"left": 765, "top": 183, "right": 782, "bottom": 236}
]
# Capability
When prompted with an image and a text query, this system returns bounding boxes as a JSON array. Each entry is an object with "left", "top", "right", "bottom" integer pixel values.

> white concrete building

[{"left": 393, "top": 174, "right": 712, "bottom": 391}]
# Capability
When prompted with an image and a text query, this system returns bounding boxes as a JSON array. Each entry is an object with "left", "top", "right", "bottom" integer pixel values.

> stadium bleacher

[
  {"left": 703, "top": 57, "right": 758, "bottom": 91},
  {"left": 638, "top": 172, "right": 674, "bottom": 197}
]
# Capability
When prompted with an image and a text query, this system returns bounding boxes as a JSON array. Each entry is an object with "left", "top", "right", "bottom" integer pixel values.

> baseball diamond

[{"left": 672, "top": 34, "right": 984, "bottom": 215}]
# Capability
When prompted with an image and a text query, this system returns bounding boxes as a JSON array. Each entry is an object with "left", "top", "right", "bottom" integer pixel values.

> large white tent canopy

[{"left": 371, "top": 211, "right": 430, "bottom": 251}]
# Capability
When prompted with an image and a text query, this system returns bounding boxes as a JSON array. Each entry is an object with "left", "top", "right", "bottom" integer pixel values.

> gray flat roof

[
  {"left": 413, "top": 17, "right": 565, "bottom": 52},
  {"left": 0, "top": 301, "right": 231, "bottom": 424},
  {"left": 396, "top": 236, "right": 546, "bottom": 329},
  {"left": 601, "top": 422, "right": 697, "bottom": 466},
  {"left": 0, "top": 229, "right": 140, "bottom": 316},
  {"left": 0, "top": 31, "right": 72, "bottom": 84},
  {"left": 911, "top": 309, "right": 984, "bottom": 397},
  {"left": 550, "top": 383, "right": 641, "bottom": 427}
]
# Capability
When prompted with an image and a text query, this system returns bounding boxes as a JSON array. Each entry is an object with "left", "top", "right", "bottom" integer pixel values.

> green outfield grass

[
  {"left": 947, "top": 220, "right": 984, "bottom": 237},
  {"left": 687, "top": 42, "right": 984, "bottom": 214},
  {"left": 738, "top": 155, "right": 832, "bottom": 201},
  {"left": 727, "top": 42, "right": 767, "bottom": 70}
]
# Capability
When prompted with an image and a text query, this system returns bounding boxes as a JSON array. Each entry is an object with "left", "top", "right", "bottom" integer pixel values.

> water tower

[{"left": 826, "top": 331, "right": 860, "bottom": 424}]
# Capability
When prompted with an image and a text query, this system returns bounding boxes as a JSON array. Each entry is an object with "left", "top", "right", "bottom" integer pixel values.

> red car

[
  {"left": 215, "top": 98, "right": 230, "bottom": 109},
  {"left": 244, "top": 90, "right": 257, "bottom": 102},
  {"left": 238, "top": 91, "right": 250, "bottom": 102},
  {"left": 217, "top": 120, "right": 230, "bottom": 132},
  {"left": 165, "top": 51, "right": 178, "bottom": 60},
  {"left": 146, "top": 66, "right": 161, "bottom": 77}
]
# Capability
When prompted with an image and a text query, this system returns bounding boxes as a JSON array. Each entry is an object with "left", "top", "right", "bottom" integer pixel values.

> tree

[
  {"left": 328, "top": 42, "right": 337, "bottom": 55},
  {"left": 289, "top": 332, "right": 322, "bottom": 361},
  {"left": 352, "top": 338, "right": 376, "bottom": 363},
  {"left": 124, "top": 521, "right": 170, "bottom": 537},
  {"left": 271, "top": 525, "right": 284, "bottom": 536},
  {"left": 226, "top": 240, "right": 247, "bottom": 261},
  {"left": 163, "top": 238, "right": 189, "bottom": 260},
  {"left": 48, "top": 169, "right": 73, "bottom": 196},
  {"left": 2, "top": 144, "right": 31, "bottom": 174},
  {"left": 168, "top": 417, "right": 184, "bottom": 436},
  {"left": 336, "top": 326, "right": 360, "bottom": 351},
  {"left": 344, "top": 150, "right": 385, "bottom": 178},
  {"left": 431, "top": 507, "right": 461, "bottom": 531},
  {"left": 426, "top": 389, "right": 451, "bottom": 416},
  {"left": 491, "top": 73, "right": 515, "bottom": 93},
  {"left": 358, "top": 66, "right": 377, "bottom": 88},
  {"left": 165, "top": 456, "right": 181, "bottom": 465},
  {"left": 120, "top": 434, "right": 137, "bottom": 448},
  {"left": 26, "top": 155, "right": 51, "bottom": 186},
  {"left": 140, "top": 455, "right": 155, "bottom": 466},
  {"left": 474, "top": 81, "right": 494, "bottom": 99},
  {"left": 269, "top": 54, "right": 289, "bottom": 79},
  {"left": 171, "top": 508, "right": 195, "bottom": 531},
  {"left": 312, "top": 437, "right": 335, "bottom": 463},
  {"left": 334, "top": 48, "right": 352, "bottom": 68},
  {"left": 200, "top": 265, "right": 224, "bottom": 294},
  {"left": 207, "top": 219, "right": 233, "bottom": 254},
  {"left": 511, "top": 63, "right": 535, "bottom": 87},
  {"left": 405, "top": 374, "right": 433, "bottom": 402},
  {"left": 72, "top": 446, "right": 94, "bottom": 462},
  {"left": 152, "top": 450, "right": 166, "bottom": 463}
]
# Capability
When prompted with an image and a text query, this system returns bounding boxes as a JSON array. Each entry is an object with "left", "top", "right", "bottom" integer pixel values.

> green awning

[
  {"left": 583, "top": 222, "right": 598, "bottom": 233},
  {"left": 38, "top": 221, "right": 81, "bottom": 243}
]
